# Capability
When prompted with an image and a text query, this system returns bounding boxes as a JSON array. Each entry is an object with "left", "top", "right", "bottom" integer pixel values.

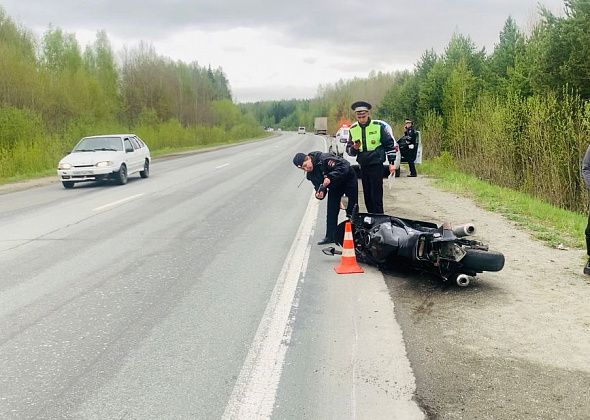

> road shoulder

[{"left": 381, "top": 173, "right": 590, "bottom": 418}]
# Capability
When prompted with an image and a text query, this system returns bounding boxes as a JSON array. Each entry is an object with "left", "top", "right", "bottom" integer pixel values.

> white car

[
  {"left": 343, "top": 120, "right": 401, "bottom": 177},
  {"left": 57, "top": 134, "right": 151, "bottom": 189},
  {"left": 329, "top": 125, "right": 350, "bottom": 156},
  {"left": 297, "top": 126, "right": 306, "bottom": 134}
]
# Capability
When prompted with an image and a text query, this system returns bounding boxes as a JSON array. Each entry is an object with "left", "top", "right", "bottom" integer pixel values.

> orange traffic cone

[{"left": 334, "top": 220, "right": 364, "bottom": 274}]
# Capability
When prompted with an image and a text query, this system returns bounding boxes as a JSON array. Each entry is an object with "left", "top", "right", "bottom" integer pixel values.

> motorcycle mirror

[{"left": 322, "top": 247, "right": 342, "bottom": 256}]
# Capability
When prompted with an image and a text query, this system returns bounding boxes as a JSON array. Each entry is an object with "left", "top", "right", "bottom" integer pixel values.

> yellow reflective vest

[{"left": 349, "top": 120, "right": 382, "bottom": 152}]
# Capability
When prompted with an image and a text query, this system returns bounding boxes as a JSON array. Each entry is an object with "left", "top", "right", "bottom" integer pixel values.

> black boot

[
  {"left": 584, "top": 259, "right": 590, "bottom": 275},
  {"left": 317, "top": 236, "right": 335, "bottom": 245}
]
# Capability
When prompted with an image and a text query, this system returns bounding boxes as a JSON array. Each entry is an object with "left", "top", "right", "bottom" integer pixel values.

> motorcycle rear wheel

[{"left": 461, "top": 249, "right": 505, "bottom": 272}]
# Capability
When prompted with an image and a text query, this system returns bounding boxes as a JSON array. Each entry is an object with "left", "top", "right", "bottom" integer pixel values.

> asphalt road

[
  {"left": 0, "top": 133, "right": 422, "bottom": 419},
  {"left": 4, "top": 132, "right": 588, "bottom": 419}
]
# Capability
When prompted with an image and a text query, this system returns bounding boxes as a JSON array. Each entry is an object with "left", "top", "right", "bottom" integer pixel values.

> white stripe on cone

[{"left": 342, "top": 248, "right": 356, "bottom": 257}]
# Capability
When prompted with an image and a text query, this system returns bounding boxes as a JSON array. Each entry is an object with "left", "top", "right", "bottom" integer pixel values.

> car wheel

[
  {"left": 140, "top": 159, "right": 150, "bottom": 178},
  {"left": 395, "top": 168, "right": 401, "bottom": 178},
  {"left": 116, "top": 164, "right": 128, "bottom": 185},
  {"left": 62, "top": 181, "right": 75, "bottom": 189}
]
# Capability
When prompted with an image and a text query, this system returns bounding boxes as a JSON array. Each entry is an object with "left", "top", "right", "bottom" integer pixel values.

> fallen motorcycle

[{"left": 325, "top": 208, "right": 505, "bottom": 287}]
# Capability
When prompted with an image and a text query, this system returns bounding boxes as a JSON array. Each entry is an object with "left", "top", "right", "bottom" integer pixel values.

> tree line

[
  {"left": 0, "top": 7, "right": 263, "bottom": 181},
  {"left": 240, "top": 71, "right": 397, "bottom": 135},
  {"left": 243, "top": 0, "right": 590, "bottom": 213}
]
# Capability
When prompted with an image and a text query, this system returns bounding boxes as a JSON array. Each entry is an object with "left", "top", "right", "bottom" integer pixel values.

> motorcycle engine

[{"left": 437, "top": 242, "right": 466, "bottom": 261}]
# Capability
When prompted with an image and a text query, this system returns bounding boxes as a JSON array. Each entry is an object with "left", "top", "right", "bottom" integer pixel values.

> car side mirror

[{"left": 125, "top": 147, "right": 134, "bottom": 153}]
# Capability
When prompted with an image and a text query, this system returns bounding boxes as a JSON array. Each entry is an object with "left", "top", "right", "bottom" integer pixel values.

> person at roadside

[
  {"left": 372, "top": 119, "right": 401, "bottom": 173},
  {"left": 293, "top": 151, "right": 358, "bottom": 245},
  {"left": 399, "top": 119, "right": 418, "bottom": 177},
  {"left": 582, "top": 144, "right": 590, "bottom": 275},
  {"left": 346, "top": 101, "right": 396, "bottom": 214}
]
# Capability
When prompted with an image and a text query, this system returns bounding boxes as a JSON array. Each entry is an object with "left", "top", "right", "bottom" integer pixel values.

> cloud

[
  {"left": 3, "top": 0, "right": 564, "bottom": 50},
  {"left": 234, "top": 84, "right": 319, "bottom": 103},
  {"left": 1, "top": 0, "right": 566, "bottom": 101},
  {"left": 221, "top": 45, "right": 245, "bottom": 53}
]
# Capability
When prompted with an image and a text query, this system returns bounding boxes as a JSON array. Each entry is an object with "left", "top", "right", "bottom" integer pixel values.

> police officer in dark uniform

[
  {"left": 346, "top": 101, "right": 396, "bottom": 214},
  {"left": 400, "top": 119, "right": 418, "bottom": 177},
  {"left": 293, "top": 151, "right": 358, "bottom": 245}
]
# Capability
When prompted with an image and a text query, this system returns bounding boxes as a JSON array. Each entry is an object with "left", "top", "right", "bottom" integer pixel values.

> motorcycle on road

[{"left": 325, "top": 207, "right": 505, "bottom": 287}]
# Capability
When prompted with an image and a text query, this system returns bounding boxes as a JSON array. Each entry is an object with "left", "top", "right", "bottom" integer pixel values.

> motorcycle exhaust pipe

[
  {"left": 456, "top": 274, "right": 471, "bottom": 287},
  {"left": 452, "top": 223, "right": 476, "bottom": 237}
]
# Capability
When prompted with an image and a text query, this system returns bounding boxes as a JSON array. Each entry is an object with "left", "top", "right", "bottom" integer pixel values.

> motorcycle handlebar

[{"left": 316, "top": 184, "right": 327, "bottom": 200}]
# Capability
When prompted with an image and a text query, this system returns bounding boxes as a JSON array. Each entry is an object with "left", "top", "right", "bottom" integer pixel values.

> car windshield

[{"left": 73, "top": 137, "right": 123, "bottom": 152}]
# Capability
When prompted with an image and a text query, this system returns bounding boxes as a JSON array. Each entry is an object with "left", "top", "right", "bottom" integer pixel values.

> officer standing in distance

[
  {"left": 293, "top": 151, "right": 358, "bottom": 245},
  {"left": 346, "top": 101, "right": 396, "bottom": 214},
  {"left": 401, "top": 119, "right": 418, "bottom": 177}
]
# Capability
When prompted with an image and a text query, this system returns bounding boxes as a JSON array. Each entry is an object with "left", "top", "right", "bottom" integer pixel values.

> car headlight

[
  {"left": 58, "top": 163, "right": 72, "bottom": 170},
  {"left": 95, "top": 161, "right": 113, "bottom": 168}
]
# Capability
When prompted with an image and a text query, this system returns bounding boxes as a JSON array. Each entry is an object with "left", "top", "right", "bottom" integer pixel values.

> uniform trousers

[
  {"left": 325, "top": 171, "right": 358, "bottom": 239},
  {"left": 360, "top": 164, "right": 384, "bottom": 214}
]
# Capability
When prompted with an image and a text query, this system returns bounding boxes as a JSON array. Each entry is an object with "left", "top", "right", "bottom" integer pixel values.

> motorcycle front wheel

[{"left": 461, "top": 249, "right": 505, "bottom": 272}]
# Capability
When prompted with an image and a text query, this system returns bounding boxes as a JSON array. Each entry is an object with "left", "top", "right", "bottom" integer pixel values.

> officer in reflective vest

[{"left": 346, "top": 100, "right": 396, "bottom": 213}]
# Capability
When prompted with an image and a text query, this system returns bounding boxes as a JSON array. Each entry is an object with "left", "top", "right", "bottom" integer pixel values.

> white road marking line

[
  {"left": 92, "top": 194, "right": 144, "bottom": 211},
  {"left": 222, "top": 193, "right": 318, "bottom": 420},
  {"left": 351, "top": 300, "right": 359, "bottom": 419},
  {"left": 215, "top": 163, "right": 230, "bottom": 169}
]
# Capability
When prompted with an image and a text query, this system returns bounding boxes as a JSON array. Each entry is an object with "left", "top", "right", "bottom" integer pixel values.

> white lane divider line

[
  {"left": 215, "top": 163, "right": 230, "bottom": 169},
  {"left": 222, "top": 193, "right": 318, "bottom": 420},
  {"left": 93, "top": 194, "right": 144, "bottom": 211}
]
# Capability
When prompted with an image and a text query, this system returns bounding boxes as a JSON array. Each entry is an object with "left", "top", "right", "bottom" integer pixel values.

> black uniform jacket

[
  {"left": 306, "top": 151, "right": 352, "bottom": 191},
  {"left": 399, "top": 127, "right": 417, "bottom": 160},
  {"left": 404, "top": 127, "right": 417, "bottom": 146}
]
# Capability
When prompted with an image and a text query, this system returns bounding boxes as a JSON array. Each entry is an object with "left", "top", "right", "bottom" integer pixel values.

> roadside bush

[
  {"left": 420, "top": 110, "right": 444, "bottom": 159},
  {"left": 423, "top": 90, "right": 590, "bottom": 212},
  {"left": 0, "top": 107, "right": 42, "bottom": 150},
  {"left": 0, "top": 106, "right": 266, "bottom": 183}
]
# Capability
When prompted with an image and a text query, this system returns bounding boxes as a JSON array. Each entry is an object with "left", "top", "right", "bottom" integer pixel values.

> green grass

[
  {"left": 0, "top": 169, "right": 57, "bottom": 186},
  {"left": 420, "top": 156, "right": 586, "bottom": 250}
]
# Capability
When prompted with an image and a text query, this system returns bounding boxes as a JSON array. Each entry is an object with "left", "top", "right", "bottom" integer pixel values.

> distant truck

[{"left": 314, "top": 117, "right": 328, "bottom": 135}]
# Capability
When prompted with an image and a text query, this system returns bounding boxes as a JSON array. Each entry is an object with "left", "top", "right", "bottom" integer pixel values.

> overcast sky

[{"left": 1, "top": 0, "right": 565, "bottom": 102}]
